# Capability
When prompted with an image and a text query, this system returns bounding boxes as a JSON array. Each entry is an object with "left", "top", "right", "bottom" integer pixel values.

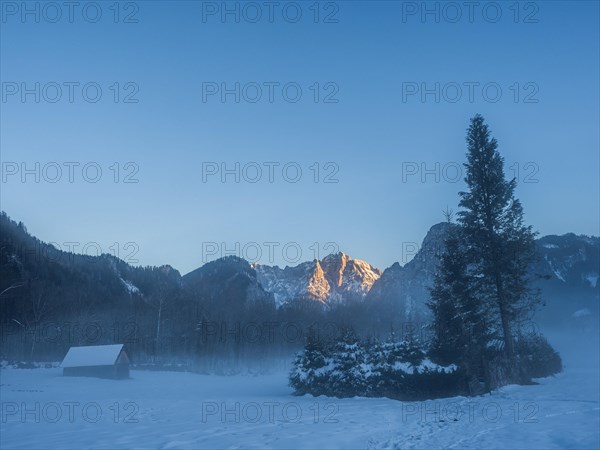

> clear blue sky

[{"left": 1, "top": 1, "right": 598, "bottom": 274}]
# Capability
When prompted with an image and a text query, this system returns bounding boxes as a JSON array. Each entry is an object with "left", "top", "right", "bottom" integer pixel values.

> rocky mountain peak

[
  {"left": 255, "top": 252, "right": 381, "bottom": 307},
  {"left": 320, "top": 252, "right": 350, "bottom": 287}
]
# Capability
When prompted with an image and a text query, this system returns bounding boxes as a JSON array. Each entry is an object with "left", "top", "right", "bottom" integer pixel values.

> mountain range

[{"left": 1, "top": 212, "right": 598, "bottom": 334}]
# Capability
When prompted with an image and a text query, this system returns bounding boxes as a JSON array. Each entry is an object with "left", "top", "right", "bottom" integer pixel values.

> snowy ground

[{"left": 1, "top": 336, "right": 598, "bottom": 449}]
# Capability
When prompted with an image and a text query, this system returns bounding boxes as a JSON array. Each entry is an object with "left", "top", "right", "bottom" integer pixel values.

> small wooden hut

[{"left": 61, "top": 344, "right": 130, "bottom": 379}]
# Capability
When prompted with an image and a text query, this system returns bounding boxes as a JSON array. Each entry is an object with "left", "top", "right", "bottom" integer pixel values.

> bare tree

[{"left": 25, "top": 280, "right": 51, "bottom": 361}]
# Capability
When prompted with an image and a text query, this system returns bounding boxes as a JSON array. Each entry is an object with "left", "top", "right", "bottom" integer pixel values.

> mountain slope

[
  {"left": 364, "top": 222, "right": 599, "bottom": 329},
  {"left": 533, "top": 233, "right": 599, "bottom": 328},
  {"left": 182, "top": 256, "right": 275, "bottom": 310}
]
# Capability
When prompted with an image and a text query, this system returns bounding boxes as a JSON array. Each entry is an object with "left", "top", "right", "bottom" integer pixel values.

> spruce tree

[
  {"left": 330, "top": 328, "right": 367, "bottom": 396},
  {"left": 428, "top": 221, "right": 490, "bottom": 373},
  {"left": 457, "top": 114, "right": 538, "bottom": 363},
  {"left": 429, "top": 224, "right": 469, "bottom": 365},
  {"left": 289, "top": 328, "right": 329, "bottom": 395}
]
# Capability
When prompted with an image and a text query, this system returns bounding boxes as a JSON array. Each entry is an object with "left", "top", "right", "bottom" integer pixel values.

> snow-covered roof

[{"left": 61, "top": 344, "right": 126, "bottom": 368}]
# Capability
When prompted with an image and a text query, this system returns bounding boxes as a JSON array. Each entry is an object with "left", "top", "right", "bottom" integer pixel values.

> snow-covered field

[{"left": 1, "top": 338, "right": 598, "bottom": 449}]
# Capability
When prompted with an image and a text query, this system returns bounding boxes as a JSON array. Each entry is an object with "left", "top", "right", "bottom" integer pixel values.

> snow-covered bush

[
  {"left": 366, "top": 337, "right": 463, "bottom": 400},
  {"left": 289, "top": 331, "right": 332, "bottom": 396},
  {"left": 328, "top": 330, "right": 369, "bottom": 397},
  {"left": 290, "top": 333, "right": 463, "bottom": 400}
]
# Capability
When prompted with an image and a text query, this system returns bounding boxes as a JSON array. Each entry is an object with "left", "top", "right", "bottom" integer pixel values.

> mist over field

[{"left": 1, "top": 1, "right": 598, "bottom": 449}]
